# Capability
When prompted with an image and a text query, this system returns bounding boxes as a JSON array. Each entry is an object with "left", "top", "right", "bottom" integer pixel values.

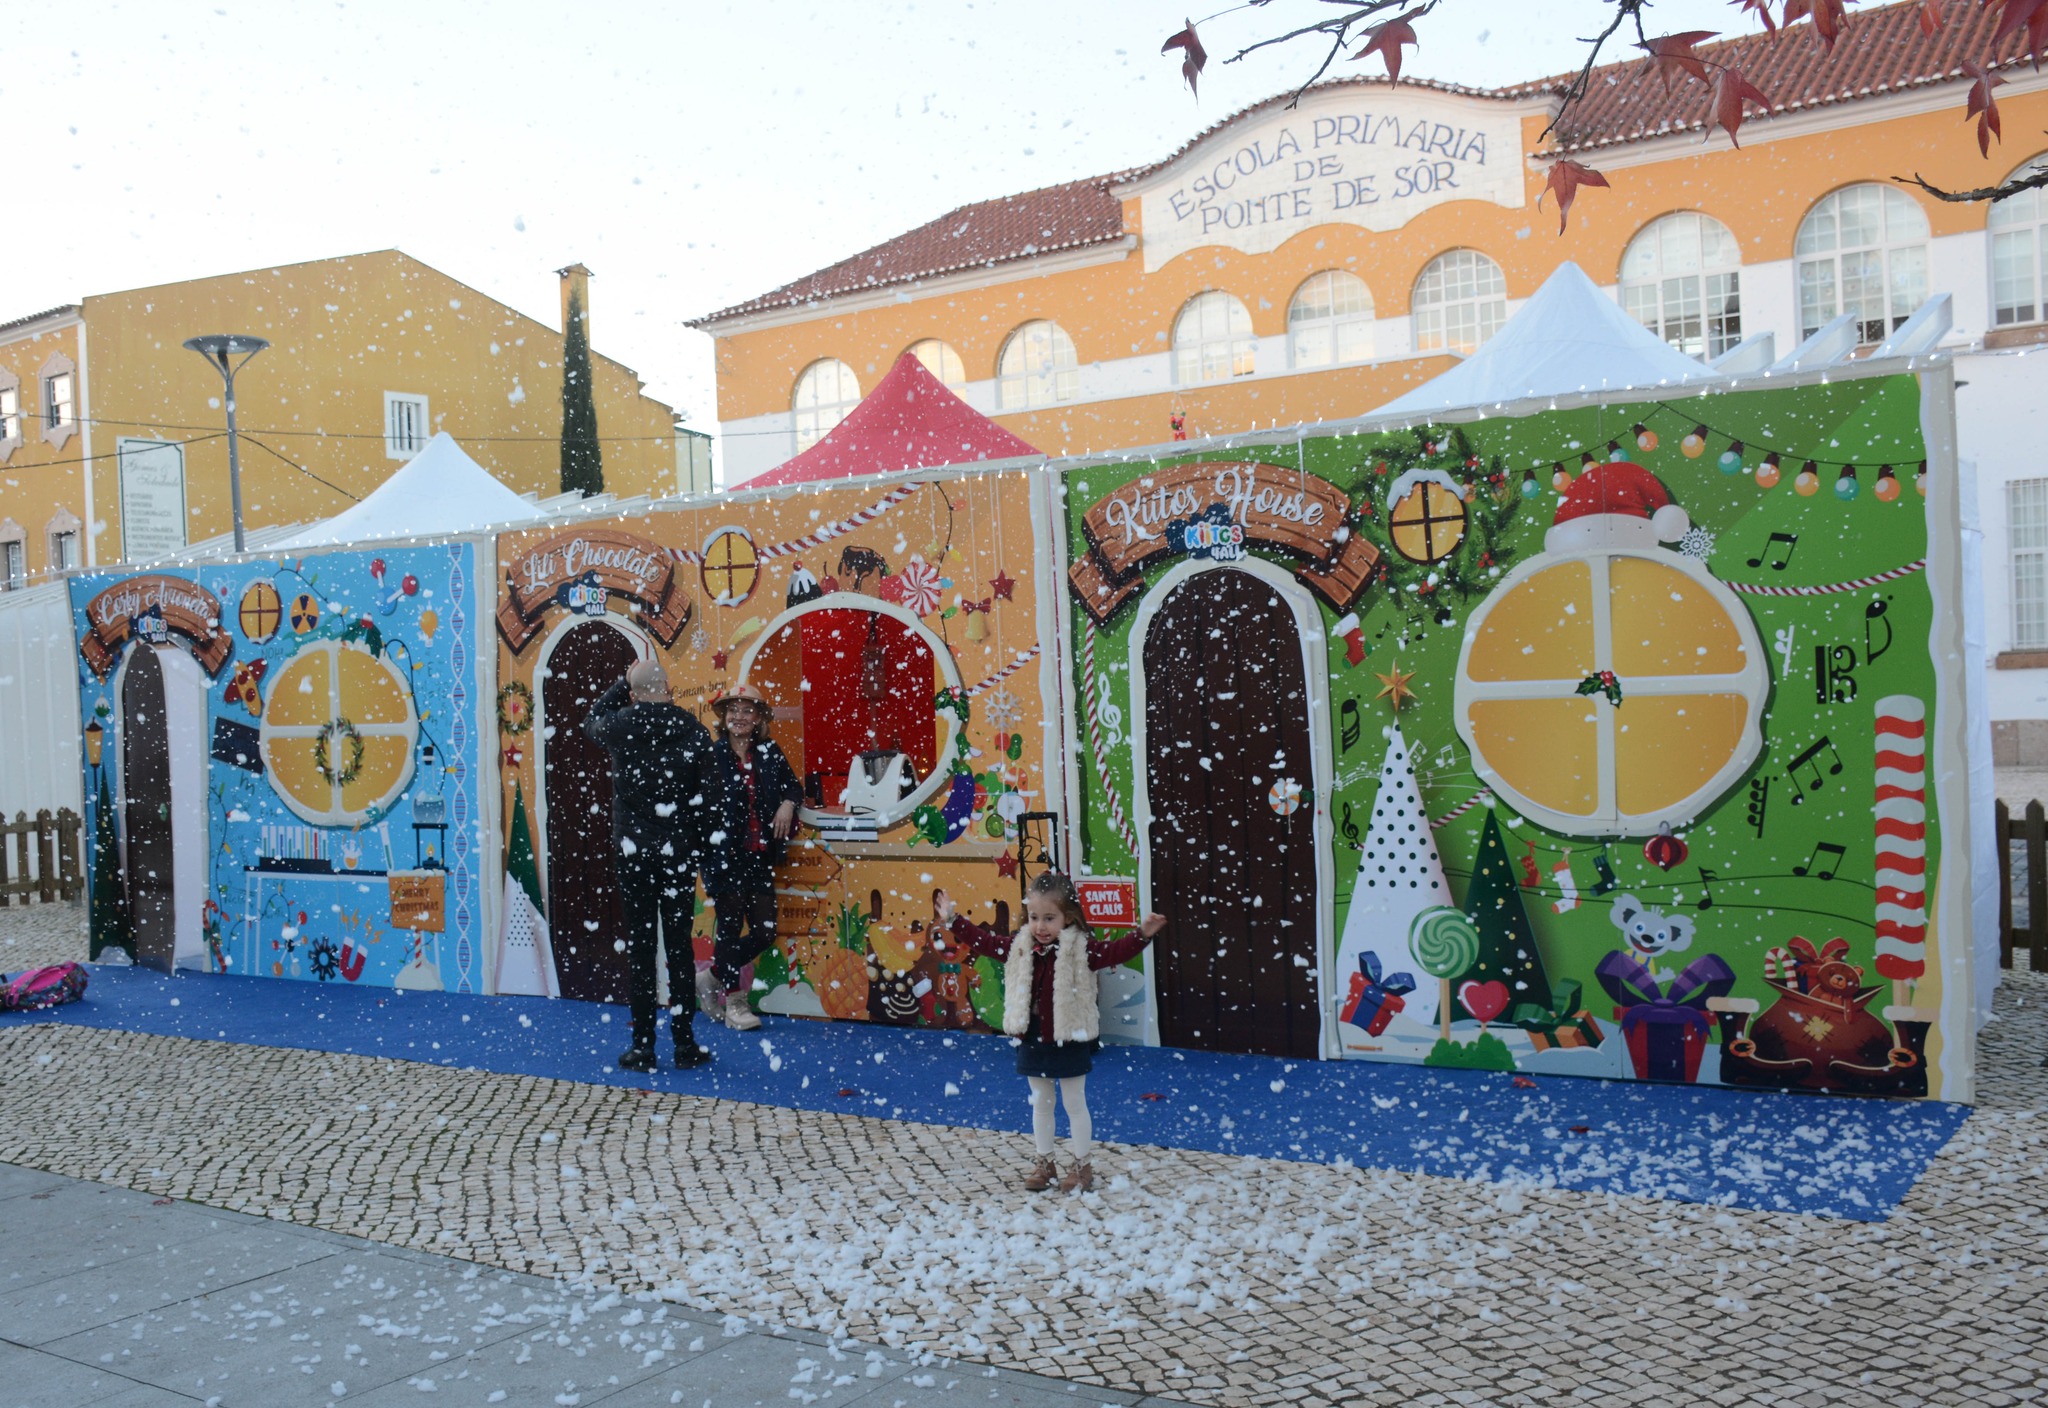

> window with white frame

[
  {"left": 0, "top": 376, "right": 18, "bottom": 457},
  {"left": 47, "top": 511, "right": 80, "bottom": 573},
  {"left": 38, "top": 353, "right": 77, "bottom": 448},
  {"left": 1795, "top": 185, "right": 1930, "bottom": 344},
  {"left": 792, "top": 359, "right": 860, "bottom": 454},
  {"left": 1620, "top": 213, "right": 1744, "bottom": 361},
  {"left": 1172, "top": 291, "right": 1256, "bottom": 384},
  {"left": 2013, "top": 479, "right": 2048, "bottom": 649},
  {"left": 1288, "top": 270, "right": 1375, "bottom": 368},
  {"left": 0, "top": 533, "right": 23, "bottom": 591},
  {"left": 1412, "top": 250, "right": 1508, "bottom": 355},
  {"left": 996, "top": 320, "right": 1078, "bottom": 411},
  {"left": 383, "top": 391, "right": 430, "bottom": 459},
  {"left": 906, "top": 339, "right": 967, "bottom": 390},
  {"left": 1991, "top": 153, "right": 2048, "bottom": 327},
  {"left": 44, "top": 371, "right": 73, "bottom": 429}
]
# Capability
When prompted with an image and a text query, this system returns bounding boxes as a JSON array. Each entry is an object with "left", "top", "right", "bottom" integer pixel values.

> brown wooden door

[
  {"left": 1143, "top": 569, "right": 1320, "bottom": 1057},
  {"left": 121, "top": 646, "right": 177, "bottom": 975},
  {"left": 542, "top": 622, "right": 640, "bottom": 1004}
]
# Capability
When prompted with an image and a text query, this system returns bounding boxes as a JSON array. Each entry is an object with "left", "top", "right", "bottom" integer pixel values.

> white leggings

[{"left": 1027, "top": 1076, "right": 1091, "bottom": 1159}]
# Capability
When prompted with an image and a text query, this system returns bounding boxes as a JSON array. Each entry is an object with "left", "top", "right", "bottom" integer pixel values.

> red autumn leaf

[
  {"left": 1964, "top": 61, "right": 2006, "bottom": 156},
  {"left": 1511, "top": 1075, "right": 1538, "bottom": 1089},
  {"left": 1161, "top": 18, "right": 1207, "bottom": 97},
  {"left": 1709, "top": 65, "right": 1774, "bottom": 147},
  {"left": 1990, "top": 0, "right": 2048, "bottom": 70},
  {"left": 1917, "top": 0, "right": 1945, "bottom": 35},
  {"left": 1539, "top": 159, "right": 1610, "bottom": 232},
  {"left": 1784, "top": 0, "right": 1855, "bottom": 52},
  {"left": 1140, "top": 1092, "right": 1167, "bottom": 1101},
  {"left": 1731, "top": 0, "right": 1781, "bottom": 34},
  {"left": 1568, "top": 1124, "right": 1592, "bottom": 1135},
  {"left": 1637, "top": 31, "right": 1719, "bottom": 88},
  {"left": 1353, "top": 11, "right": 1421, "bottom": 85}
]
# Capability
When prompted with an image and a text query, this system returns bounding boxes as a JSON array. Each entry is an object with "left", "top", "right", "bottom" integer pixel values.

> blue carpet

[{"left": 4, "top": 966, "right": 1968, "bottom": 1221}]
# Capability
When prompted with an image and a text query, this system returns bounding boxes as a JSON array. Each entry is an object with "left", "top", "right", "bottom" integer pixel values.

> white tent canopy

[
  {"left": 271, "top": 432, "right": 548, "bottom": 550},
  {"left": 1376, "top": 261, "right": 1722, "bottom": 417}
]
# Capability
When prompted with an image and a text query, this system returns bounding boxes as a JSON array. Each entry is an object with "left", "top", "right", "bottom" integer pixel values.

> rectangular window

[
  {"left": 383, "top": 392, "right": 429, "bottom": 460},
  {"left": 1993, "top": 227, "right": 2042, "bottom": 326},
  {"left": 0, "top": 386, "right": 17, "bottom": 442},
  {"left": 1, "top": 540, "right": 23, "bottom": 590},
  {"left": 49, "top": 530, "right": 78, "bottom": 571},
  {"left": 2013, "top": 479, "right": 2048, "bottom": 649},
  {"left": 44, "top": 372, "right": 74, "bottom": 428}
]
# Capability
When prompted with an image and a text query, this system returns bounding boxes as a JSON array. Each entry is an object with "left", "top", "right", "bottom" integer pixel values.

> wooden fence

[{"left": 0, "top": 809, "right": 83, "bottom": 906}]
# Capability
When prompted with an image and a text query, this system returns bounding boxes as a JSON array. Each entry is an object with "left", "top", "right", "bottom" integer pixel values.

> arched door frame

[
  {"left": 530, "top": 611, "right": 656, "bottom": 904},
  {"left": 110, "top": 640, "right": 210, "bottom": 969},
  {"left": 1126, "top": 555, "right": 1338, "bottom": 1058}
]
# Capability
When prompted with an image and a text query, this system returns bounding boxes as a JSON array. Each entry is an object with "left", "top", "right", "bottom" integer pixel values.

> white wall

[
  {"left": 1958, "top": 351, "right": 2048, "bottom": 721},
  {"left": 0, "top": 582, "right": 84, "bottom": 819}
]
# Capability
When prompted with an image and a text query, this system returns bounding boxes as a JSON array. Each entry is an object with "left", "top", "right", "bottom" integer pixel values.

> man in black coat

[{"left": 582, "top": 658, "right": 713, "bottom": 1072}]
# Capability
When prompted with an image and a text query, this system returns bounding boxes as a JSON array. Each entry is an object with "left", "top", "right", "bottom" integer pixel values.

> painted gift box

[
  {"left": 1340, "top": 950, "right": 1417, "bottom": 1036},
  {"left": 1596, "top": 951, "right": 1736, "bottom": 1084},
  {"left": 1511, "top": 979, "right": 1605, "bottom": 1052}
]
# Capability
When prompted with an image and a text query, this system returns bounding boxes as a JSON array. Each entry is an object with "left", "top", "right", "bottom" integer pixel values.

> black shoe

[
  {"left": 618, "top": 1044, "right": 658, "bottom": 1073},
  {"left": 673, "top": 1041, "right": 712, "bottom": 1070}
]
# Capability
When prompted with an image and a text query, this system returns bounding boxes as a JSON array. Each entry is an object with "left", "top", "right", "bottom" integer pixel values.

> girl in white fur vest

[{"left": 936, "top": 872, "right": 1164, "bottom": 1193}]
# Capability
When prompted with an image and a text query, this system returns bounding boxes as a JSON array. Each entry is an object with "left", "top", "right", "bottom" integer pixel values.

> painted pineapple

[{"left": 796, "top": 900, "right": 872, "bottom": 1020}]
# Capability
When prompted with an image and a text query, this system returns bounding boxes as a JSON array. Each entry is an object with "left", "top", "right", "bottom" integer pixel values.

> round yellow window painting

[
  {"left": 1452, "top": 549, "right": 1768, "bottom": 837},
  {"left": 259, "top": 639, "right": 419, "bottom": 825}
]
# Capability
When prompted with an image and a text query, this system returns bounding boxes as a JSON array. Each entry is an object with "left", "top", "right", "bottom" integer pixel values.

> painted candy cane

[
  {"left": 1872, "top": 695, "right": 1929, "bottom": 987},
  {"left": 1763, "top": 946, "right": 1797, "bottom": 987}
]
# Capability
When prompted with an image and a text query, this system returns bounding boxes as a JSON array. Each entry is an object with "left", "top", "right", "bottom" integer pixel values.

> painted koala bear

[{"left": 1609, "top": 893, "right": 1696, "bottom": 981}]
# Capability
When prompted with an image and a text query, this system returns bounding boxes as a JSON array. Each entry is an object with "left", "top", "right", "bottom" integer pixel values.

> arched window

[
  {"left": 792, "top": 358, "right": 859, "bottom": 454},
  {"left": 906, "top": 338, "right": 966, "bottom": 389},
  {"left": 1288, "top": 271, "right": 1375, "bottom": 368},
  {"left": 1991, "top": 153, "right": 2048, "bottom": 328},
  {"left": 1412, "top": 251, "right": 1507, "bottom": 355},
  {"left": 1620, "top": 213, "right": 1743, "bottom": 361},
  {"left": 1795, "top": 185, "right": 1930, "bottom": 343},
  {"left": 996, "top": 320, "right": 1078, "bottom": 411},
  {"left": 1172, "top": 291, "right": 1255, "bottom": 383}
]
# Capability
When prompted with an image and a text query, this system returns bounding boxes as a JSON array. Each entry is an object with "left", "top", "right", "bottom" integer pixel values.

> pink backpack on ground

[{"left": 0, "top": 963, "right": 88, "bottom": 1012}]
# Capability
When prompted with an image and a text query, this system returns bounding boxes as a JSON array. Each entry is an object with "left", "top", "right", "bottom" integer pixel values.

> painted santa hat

[{"left": 1544, "top": 459, "right": 1690, "bottom": 553}]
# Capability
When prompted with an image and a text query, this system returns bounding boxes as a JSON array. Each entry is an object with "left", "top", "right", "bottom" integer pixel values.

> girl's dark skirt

[{"left": 1015, "top": 1032, "right": 1098, "bottom": 1079}]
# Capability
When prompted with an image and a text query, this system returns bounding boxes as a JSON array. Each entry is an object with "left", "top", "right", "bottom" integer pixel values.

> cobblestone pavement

[{"left": 5, "top": 904, "right": 2048, "bottom": 1407}]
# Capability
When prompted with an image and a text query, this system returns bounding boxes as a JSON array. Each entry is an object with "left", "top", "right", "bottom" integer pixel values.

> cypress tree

[{"left": 559, "top": 286, "right": 604, "bottom": 496}]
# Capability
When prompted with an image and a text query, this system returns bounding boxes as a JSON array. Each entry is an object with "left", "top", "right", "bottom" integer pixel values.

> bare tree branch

[
  {"left": 1539, "top": 0, "right": 1649, "bottom": 144},
  {"left": 1895, "top": 164, "right": 2048, "bottom": 205}
]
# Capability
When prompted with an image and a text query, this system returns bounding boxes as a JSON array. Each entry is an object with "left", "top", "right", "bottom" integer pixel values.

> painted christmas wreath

[
  {"left": 312, "top": 717, "right": 366, "bottom": 787},
  {"left": 496, "top": 680, "right": 535, "bottom": 737}
]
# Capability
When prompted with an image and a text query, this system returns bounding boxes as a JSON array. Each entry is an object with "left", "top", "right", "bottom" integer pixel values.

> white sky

[{"left": 5, "top": 0, "right": 1742, "bottom": 455}]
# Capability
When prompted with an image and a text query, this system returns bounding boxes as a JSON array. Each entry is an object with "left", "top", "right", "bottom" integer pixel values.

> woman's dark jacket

[{"left": 699, "top": 734, "right": 802, "bottom": 894}]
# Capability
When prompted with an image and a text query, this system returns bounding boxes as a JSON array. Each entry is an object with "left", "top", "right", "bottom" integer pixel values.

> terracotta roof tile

[
  {"left": 0, "top": 305, "right": 82, "bottom": 336},
  {"left": 695, "top": 0, "right": 2029, "bottom": 325}
]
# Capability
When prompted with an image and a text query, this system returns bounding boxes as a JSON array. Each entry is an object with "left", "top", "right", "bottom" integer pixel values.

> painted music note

[
  {"left": 1746, "top": 774, "right": 1771, "bottom": 838},
  {"left": 1773, "top": 624, "right": 1799, "bottom": 680},
  {"left": 1695, "top": 866, "right": 1719, "bottom": 911},
  {"left": 1865, "top": 596, "right": 1893, "bottom": 666},
  {"left": 1340, "top": 697, "right": 1362, "bottom": 753},
  {"left": 1814, "top": 643, "right": 1858, "bottom": 705},
  {"left": 1339, "top": 800, "right": 1361, "bottom": 848},
  {"left": 1793, "top": 840, "right": 1847, "bottom": 880},
  {"left": 1785, "top": 734, "right": 1844, "bottom": 804},
  {"left": 1746, "top": 531, "right": 1800, "bottom": 571}
]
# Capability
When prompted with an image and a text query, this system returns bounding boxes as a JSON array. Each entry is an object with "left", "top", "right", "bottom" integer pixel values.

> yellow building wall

[
  {"left": 1, "top": 250, "right": 681, "bottom": 581},
  {"left": 0, "top": 319, "right": 90, "bottom": 575},
  {"left": 708, "top": 89, "right": 2048, "bottom": 457}
]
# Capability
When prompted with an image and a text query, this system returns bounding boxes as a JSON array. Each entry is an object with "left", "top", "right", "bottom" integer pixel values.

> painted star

[
  {"left": 994, "top": 850, "right": 1019, "bottom": 879},
  {"left": 1374, "top": 662, "right": 1417, "bottom": 712},
  {"left": 711, "top": 648, "right": 729, "bottom": 671},
  {"left": 989, "top": 569, "right": 1015, "bottom": 602}
]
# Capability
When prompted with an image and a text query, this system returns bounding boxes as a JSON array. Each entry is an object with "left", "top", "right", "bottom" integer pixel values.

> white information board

[{"left": 118, "top": 438, "right": 188, "bottom": 562}]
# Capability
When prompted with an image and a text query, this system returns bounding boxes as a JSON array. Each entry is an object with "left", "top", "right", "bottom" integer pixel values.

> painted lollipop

[{"left": 1410, "top": 904, "right": 1481, "bottom": 1043}]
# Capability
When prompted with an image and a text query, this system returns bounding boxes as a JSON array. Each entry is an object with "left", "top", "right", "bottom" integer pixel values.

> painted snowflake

[
  {"left": 983, "top": 686, "right": 1021, "bottom": 731},
  {"left": 1679, "top": 526, "right": 1716, "bottom": 560},
  {"left": 690, "top": 624, "right": 711, "bottom": 653}
]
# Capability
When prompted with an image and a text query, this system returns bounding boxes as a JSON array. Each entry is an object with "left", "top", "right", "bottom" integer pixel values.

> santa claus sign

[{"left": 1450, "top": 460, "right": 1769, "bottom": 838}]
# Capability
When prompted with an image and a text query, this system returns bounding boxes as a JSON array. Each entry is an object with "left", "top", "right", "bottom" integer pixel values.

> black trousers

[
  {"left": 618, "top": 851, "right": 699, "bottom": 1049},
  {"left": 711, "top": 886, "right": 778, "bottom": 993}
]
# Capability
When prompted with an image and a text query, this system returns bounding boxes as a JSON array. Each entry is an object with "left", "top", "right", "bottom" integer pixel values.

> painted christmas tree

[
  {"left": 1334, "top": 723, "right": 1448, "bottom": 1030},
  {"left": 1454, "top": 808, "right": 1553, "bottom": 1021},
  {"left": 494, "top": 781, "right": 559, "bottom": 998},
  {"left": 87, "top": 773, "right": 130, "bottom": 961}
]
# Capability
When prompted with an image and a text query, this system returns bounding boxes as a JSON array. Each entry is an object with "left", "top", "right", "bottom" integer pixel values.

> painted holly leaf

[
  {"left": 1161, "top": 18, "right": 1206, "bottom": 96},
  {"left": 1637, "top": 31, "right": 1718, "bottom": 89},
  {"left": 1784, "top": 0, "right": 1853, "bottom": 53},
  {"left": 1539, "top": 159, "right": 1609, "bottom": 233},
  {"left": 1964, "top": 61, "right": 2006, "bottom": 157},
  {"left": 1353, "top": 11, "right": 1420, "bottom": 85},
  {"left": 1708, "top": 66, "right": 1774, "bottom": 148}
]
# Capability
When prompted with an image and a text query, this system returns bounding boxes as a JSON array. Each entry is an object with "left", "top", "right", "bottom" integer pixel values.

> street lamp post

[{"left": 182, "top": 334, "right": 270, "bottom": 553}]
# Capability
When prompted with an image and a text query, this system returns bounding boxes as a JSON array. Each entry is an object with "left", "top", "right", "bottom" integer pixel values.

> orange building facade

[{"left": 693, "top": 1, "right": 2048, "bottom": 729}]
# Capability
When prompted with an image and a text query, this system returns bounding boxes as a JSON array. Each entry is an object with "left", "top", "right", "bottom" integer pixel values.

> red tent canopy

[{"left": 740, "top": 353, "right": 1039, "bottom": 489}]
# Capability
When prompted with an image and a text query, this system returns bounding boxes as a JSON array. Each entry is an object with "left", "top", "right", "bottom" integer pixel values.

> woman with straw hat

[{"left": 698, "top": 683, "right": 801, "bottom": 1030}]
